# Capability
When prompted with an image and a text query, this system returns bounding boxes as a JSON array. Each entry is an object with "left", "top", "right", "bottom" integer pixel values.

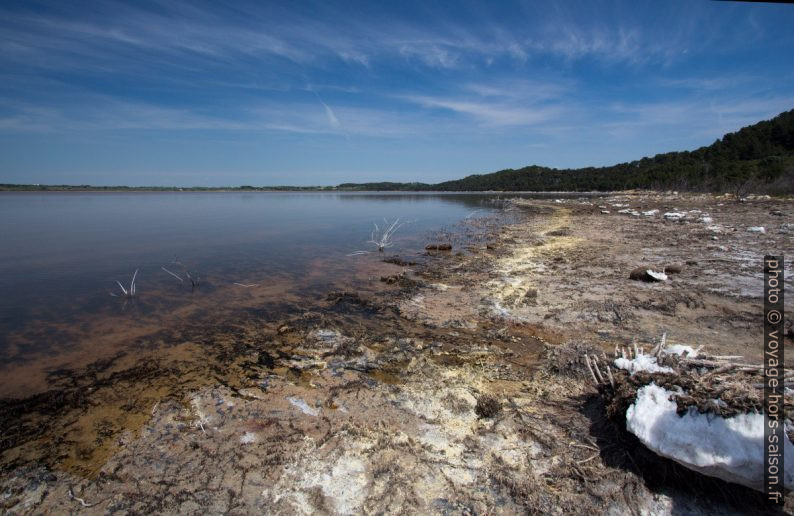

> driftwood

[
  {"left": 587, "top": 333, "right": 787, "bottom": 388},
  {"left": 110, "top": 269, "right": 138, "bottom": 298},
  {"left": 368, "top": 218, "right": 408, "bottom": 252},
  {"left": 585, "top": 333, "right": 793, "bottom": 420}
]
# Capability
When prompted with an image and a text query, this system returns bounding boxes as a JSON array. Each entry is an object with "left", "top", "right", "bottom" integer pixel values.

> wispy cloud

[
  {"left": 463, "top": 79, "right": 570, "bottom": 101},
  {"left": 1, "top": 1, "right": 793, "bottom": 184},
  {"left": 0, "top": 1, "right": 703, "bottom": 78},
  {"left": 400, "top": 95, "right": 560, "bottom": 127},
  {"left": 396, "top": 78, "right": 570, "bottom": 127},
  {"left": 322, "top": 102, "right": 340, "bottom": 128},
  {"left": 0, "top": 93, "right": 445, "bottom": 139},
  {"left": 599, "top": 96, "right": 794, "bottom": 142}
]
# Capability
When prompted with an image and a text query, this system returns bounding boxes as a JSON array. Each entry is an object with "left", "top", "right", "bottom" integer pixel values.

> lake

[{"left": 0, "top": 191, "right": 530, "bottom": 397}]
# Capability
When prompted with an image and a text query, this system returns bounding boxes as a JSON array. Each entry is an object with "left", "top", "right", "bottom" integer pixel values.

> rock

[
  {"left": 546, "top": 228, "right": 571, "bottom": 237},
  {"left": 474, "top": 394, "right": 501, "bottom": 419},
  {"left": 747, "top": 226, "right": 766, "bottom": 234},
  {"left": 485, "top": 243, "right": 496, "bottom": 250},
  {"left": 380, "top": 273, "right": 403, "bottom": 285},
  {"left": 284, "top": 357, "right": 327, "bottom": 371},
  {"left": 523, "top": 288, "right": 538, "bottom": 305},
  {"left": 425, "top": 243, "right": 452, "bottom": 251},
  {"left": 663, "top": 212, "right": 686, "bottom": 221},
  {"left": 686, "top": 260, "right": 699, "bottom": 266},
  {"left": 277, "top": 325, "right": 292, "bottom": 335},
  {"left": 630, "top": 267, "right": 668, "bottom": 282},
  {"left": 382, "top": 256, "right": 417, "bottom": 266},
  {"left": 771, "top": 209, "right": 784, "bottom": 216},
  {"left": 258, "top": 352, "right": 276, "bottom": 368},
  {"left": 629, "top": 267, "right": 649, "bottom": 281},
  {"left": 664, "top": 264, "right": 683, "bottom": 274}
]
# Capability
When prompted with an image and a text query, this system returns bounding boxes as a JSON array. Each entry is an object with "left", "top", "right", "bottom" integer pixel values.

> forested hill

[{"left": 347, "top": 108, "right": 794, "bottom": 193}]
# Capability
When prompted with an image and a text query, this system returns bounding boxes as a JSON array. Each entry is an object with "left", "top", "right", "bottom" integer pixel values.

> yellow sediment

[{"left": 489, "top": 205, "right": 582, "bottom": 309}]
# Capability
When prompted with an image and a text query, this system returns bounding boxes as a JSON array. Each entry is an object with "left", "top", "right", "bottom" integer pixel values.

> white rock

[
  {"left": 288, "top": 396, "right": 319, "bottom": 416},
  {"left": 663, "top": 212, "right": 686, "bottom": 221},
  {"left": 747, "top": 226, "right": 766, "bottom": 234}
]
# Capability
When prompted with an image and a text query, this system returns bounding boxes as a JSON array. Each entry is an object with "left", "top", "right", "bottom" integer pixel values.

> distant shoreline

[
  {"left": 0, "top": 184, "right": 610, "bottom": 195},
  {"left": 0, "top": 184, "right": 337, "bottom": 192}
]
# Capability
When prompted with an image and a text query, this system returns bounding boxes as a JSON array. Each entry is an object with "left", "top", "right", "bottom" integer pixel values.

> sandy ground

[{"left": 1, "top": 191, "right": 792, "bottom": 514}]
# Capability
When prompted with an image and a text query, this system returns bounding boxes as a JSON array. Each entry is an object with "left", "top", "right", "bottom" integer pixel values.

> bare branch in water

[
  {"left": 130, "top": 269, "right": 138, "bottom": 296},
  {"left": 161, "top": 266, "right": 184, "bottom": 283},
  {"left": 367, "top": 217, "right": 409, "bottom": 252},
  {"left": 234, "top": 282, "right": 258, "bottom": 288},
  {"left": 186, "top": 271, "right": 200, "bottom": 288},
  {"left": 68, "top": 487, "right": 96, "bottom": 508},
  {"left": 111, "top": 269, "right": 138, "bottom": 298},
  {"left": 346, "top": 250, "right": 371, "bottom": 257}
]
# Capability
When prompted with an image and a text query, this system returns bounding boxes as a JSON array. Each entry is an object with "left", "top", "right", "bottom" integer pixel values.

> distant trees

[{"left": 423, "top": 108, "right": 794, "bottom": 194}]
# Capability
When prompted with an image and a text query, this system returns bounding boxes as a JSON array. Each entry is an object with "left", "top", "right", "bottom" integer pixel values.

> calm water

[{"left": 0, "top": 191, "right": 526, "bottom": 395}]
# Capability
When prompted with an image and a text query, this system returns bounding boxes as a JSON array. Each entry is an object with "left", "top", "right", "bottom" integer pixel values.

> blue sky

[{"left": 1, "top": 0, "right": 793, "bottom": 186}]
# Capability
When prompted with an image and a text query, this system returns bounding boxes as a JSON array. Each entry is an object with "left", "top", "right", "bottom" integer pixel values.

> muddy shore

[{"left": 1, "top": 192, "right": 792, "bottom": 514}]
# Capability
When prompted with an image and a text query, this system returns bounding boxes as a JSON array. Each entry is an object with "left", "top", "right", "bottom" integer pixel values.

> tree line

[{"left": 346, "top": 108, "right": 794, "bottom": 194}]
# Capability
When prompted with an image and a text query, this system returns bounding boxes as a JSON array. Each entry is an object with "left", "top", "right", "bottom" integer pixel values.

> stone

[
  {"left": 629, "top": 267, "right": 668, "bottom": 282},
  {"left": 474, "top": 394, "right": 501, "bottom": 419}
]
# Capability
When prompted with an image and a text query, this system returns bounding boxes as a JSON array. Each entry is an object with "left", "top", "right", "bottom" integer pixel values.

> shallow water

[{"left": 0, "top": 191, "right": 536, "bottom": 396}]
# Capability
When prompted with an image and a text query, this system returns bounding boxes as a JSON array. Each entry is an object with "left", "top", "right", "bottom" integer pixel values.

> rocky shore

[{"left": 1, "top": 192, "right": 792, "bottom": 514}]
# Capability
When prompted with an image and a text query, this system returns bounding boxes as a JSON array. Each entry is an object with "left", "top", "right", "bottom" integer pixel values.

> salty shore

[{"left": 1, "top": 191, "right": 792, "bottom": 514}]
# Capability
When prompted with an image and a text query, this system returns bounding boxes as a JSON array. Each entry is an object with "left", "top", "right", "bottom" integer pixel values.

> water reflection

[{"left": 0, "top": 191, "right": 597, "bottom": 396}]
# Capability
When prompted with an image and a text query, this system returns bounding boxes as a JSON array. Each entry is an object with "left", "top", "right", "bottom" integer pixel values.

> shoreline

[
  {"left": 0, "top": 188, "right": 612, "bottom": 196},
  {"left": 1, "top": 192, "right": 792, "bottom": 513}
]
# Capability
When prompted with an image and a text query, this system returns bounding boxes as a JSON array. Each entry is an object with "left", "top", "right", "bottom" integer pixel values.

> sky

[{"left": 0, "top": 0, "right": 793, "bottom": 187}]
